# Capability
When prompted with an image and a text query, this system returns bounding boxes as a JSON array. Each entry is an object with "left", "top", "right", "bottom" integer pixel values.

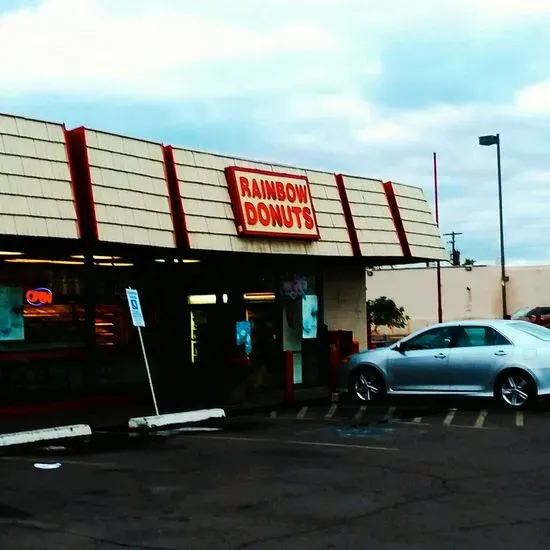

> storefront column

[{"left": 82, "top": 251, "right": 97, "bottom": 390}]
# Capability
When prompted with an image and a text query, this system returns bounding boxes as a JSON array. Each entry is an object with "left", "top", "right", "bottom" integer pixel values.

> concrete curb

[
  {"left": 128, "top": 408, "right": 225, "bottom": 429},
  {"left": 0, "top": 424, "right": 92, "bottom": 447}
]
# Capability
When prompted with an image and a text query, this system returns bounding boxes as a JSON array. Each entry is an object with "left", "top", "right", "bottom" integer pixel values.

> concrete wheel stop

[
  {"left": 128, "top": 408, "right": 226, "bottom": 432},
  {"left": 0, "top": 424, "right": 92, "bottom": 448}
]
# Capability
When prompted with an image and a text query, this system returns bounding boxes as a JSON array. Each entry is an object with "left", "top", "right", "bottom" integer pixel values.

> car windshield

[
  {"left": 511, "top": 307, "right": 533, "bottom": 318},
  {"left": 509, "top": 321, "right": 550, "bottom": 341}
]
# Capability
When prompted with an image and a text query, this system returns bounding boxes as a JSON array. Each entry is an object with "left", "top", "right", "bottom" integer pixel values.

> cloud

[
  {"left": 515, "top": 80, "right": 550, "bottom": 114},
  {"left": 2, "top": 0, "right": 550, "bottom": 265},
  {"left": 0, "top": 0, "right": 342, "bottom": 99}
]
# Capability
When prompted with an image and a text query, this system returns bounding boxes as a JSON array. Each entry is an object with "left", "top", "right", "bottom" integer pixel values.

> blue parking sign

[{"left": 126, "top": 288, "right": 145, "bottom": 327}]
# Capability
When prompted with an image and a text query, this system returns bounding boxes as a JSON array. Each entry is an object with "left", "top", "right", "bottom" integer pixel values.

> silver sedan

[{"left": 339, "top": 319, "right": 550, "bottom": 409}]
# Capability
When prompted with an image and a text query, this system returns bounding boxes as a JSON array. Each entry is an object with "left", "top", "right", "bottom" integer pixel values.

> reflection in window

[{"left": 406, "top": 327, "right": 453, "bottom": 350}]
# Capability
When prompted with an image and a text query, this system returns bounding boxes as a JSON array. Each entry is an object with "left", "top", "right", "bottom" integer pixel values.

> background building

[{"left": 366, "top": 263, "right": 550, "bottom": 340}]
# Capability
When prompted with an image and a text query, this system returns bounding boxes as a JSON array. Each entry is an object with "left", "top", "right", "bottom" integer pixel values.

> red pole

[
  {"left": 283, "top": 350, "right": 294, "bottom": 403},
  {"left": 433, "top": 152, "right": 443, "bottom": 323}
]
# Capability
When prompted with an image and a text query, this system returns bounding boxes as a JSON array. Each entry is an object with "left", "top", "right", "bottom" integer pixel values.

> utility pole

[{"left": 444, "top": 231, "right": 463, "bottom": 265}]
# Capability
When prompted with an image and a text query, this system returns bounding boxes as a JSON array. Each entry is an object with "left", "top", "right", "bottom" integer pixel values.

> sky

[{"left": 1, "top": 0, "right": 550, "bottom": 265}]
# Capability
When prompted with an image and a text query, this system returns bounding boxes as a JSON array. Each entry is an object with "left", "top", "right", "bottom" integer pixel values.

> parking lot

[
  {"left": 2, "top": 399, "right": 550, "bottom": 549},
  {"left": 249, "top": 399, "right": 550, "bottom": 432}
]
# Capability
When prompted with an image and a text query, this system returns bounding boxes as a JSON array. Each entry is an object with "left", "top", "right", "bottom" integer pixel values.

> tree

[
  {"left": 367, "top": 296, "right": 410, "bottom": 332},
  {"left": 463, "top": 258, "right": 475, "bottom": 266}
]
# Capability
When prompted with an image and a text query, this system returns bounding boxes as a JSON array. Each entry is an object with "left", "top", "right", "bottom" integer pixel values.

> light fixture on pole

[{"left": 478, "top": 133, "right": 508, "bottom": 319}]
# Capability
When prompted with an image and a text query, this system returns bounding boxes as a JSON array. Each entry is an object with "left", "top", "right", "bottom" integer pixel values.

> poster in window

[
  {"left": 302, "top": 294, "right": 318, "bottom": 339},
  {"left": 236, "top": 320, "right": 252, "bottom": 355},
  {"left": 0, "top": 287, "right": 24, "bottom": 341}
]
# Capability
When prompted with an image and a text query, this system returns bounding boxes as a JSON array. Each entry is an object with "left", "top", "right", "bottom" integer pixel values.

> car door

[
  {"left": 447, "top": 325, "right": 514, "bottom": 393},
  {"left": 387, "top": 325, "right": 455, "bottom": 392}
]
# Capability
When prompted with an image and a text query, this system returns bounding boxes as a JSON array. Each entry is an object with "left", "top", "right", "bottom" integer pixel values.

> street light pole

[{"left": 479, "top": 133, "right": 508, "bottom": 319}]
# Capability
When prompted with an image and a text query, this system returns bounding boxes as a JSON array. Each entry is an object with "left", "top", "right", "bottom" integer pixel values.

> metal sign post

[{"left": 125, "top": 288, "right": 159, "bottom": 416}]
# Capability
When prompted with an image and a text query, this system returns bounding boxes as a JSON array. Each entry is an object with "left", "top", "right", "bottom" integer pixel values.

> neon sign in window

[{"left": 26, "top": 288, "right": 53, "bottom": 307}]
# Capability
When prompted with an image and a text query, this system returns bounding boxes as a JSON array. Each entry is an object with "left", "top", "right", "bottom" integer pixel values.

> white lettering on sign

[{"left": 225, "top": 167, "right": 320, "bottom": 239}]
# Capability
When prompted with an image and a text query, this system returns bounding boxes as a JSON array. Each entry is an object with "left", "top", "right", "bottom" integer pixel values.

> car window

[
  {"left": 455, "top": 326, "right": 512, "bottom": 348},
  {"left": 539, "top": 307, "right": 550, "bottom": 315},
  {"left": 404, "top": 326, "right": 453, "bottom": 351},
  {"left": 509, "top": 321, "right": 550, "bottom": 341}
]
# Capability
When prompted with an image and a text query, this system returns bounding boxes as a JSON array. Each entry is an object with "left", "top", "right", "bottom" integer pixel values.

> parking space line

[
  {"left": 474, "top": 410, "right": 488, "bottom": 428},
  {"left": 193, "top": 434, "right": 399, "bottom": 452},
  {"left": 296, "top": 406, "right": 308, "bottom": 420},
  {"left": 383, "top": 406, "right": 396, "bottom": 421},
  {"left": 443, "top": 408, "right": 457, "bottom": 426},
  {"left": 269, "top": 411, "right": 277, "bottom": 419},
  {"left": 516, "top": 411, "right": 524, "bottom": 427},
  {"left": 412, "top": 417, "right": 423, "bottom": 423},
  {"left": 353, "top": 405, "right": 367, "bottom": 422},
  {"left": 325, "top": 404, "right": 338, "bottom": 419}
]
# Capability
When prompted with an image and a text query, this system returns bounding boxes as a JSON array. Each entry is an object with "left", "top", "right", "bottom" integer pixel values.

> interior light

[
  {"left": 4, "top": 258, "right": 84, "bottom": 265},
  {"left": 71, "top": 255, "right": 121, "bottom": 260},
  {"left": 154, "top": 259, "right": 166, "bottom": 263},
  {"left": 0, "top": 251, "right": 24, "bottom": 256},
  {"left": 243, "top": 292, "right": 276, "bottom": 302},
  {"left": 188, "top": 294, "right": 217, "bottom": 305},
  {"left": 182, "top": 259, "right": 200, "bottom": 264},
  {"left": 222, "top": 294, "right": 228, "bottom": 303}
]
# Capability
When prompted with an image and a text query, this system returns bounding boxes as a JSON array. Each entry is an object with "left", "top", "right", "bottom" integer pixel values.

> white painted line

[
  {"left": 325, "top": 404, "right": 338, "bottom": 419},
  {"left": 412, "top": 416, "right": 423, "bottom": 423},
  {"left": 128, "top": 408, "right": 225, "bottom": 429},
  {"left": 0, "top": 424, "right": 91, "bottom": 448},
  {"left": 192, "top": 434, "right": 399, "bottom": 452},
  {"left": 516, "top": 411, "right": 524, "bottom": 427},
  {"left": 443, "top": 408, "right": 457, "bottom": 426},
  {"left": 383, "top": 406, "right": 396, "bottom": 421},
  {"left": 296, "top": 406, "right": 308, "bottom": 420},
  {"left": 0, "top": 455, "right": 177, "bottom": 472},
  {"left": 269, "top": 410, "right": 277, "bottom": 419},
  {"left": 474, "top": 410, "right": 487, "bottom": 429},
  {"left": 353, "top": 405, "right": 367, "bottom": 422}
]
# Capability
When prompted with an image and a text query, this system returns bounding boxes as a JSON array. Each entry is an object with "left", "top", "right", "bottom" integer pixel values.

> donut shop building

[{"left": 0, "top": 113, "right": 446, "bottom": 414}]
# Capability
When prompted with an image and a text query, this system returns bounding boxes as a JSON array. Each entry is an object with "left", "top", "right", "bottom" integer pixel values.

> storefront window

[{"left": 0, "top": 265, "right": 86, "bottom": 353}]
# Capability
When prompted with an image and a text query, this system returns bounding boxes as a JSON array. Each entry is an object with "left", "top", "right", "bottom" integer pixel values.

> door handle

[
  {"left": 434, "top": 353, "right": 447, "bottom": 359},
  {"left": 494, "top": 350, "right": 507, "bottom": 356}
]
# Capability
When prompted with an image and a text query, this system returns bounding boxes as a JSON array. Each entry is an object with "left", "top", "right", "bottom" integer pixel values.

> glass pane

[{"left": 407, "top": 327, "right": 453, "bottom": 350}]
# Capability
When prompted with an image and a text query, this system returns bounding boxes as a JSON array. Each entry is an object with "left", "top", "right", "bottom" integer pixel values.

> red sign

[
  {"left": 225, "top": 167, "right": 320, "bottom": 240},
  {"left": 26, "top": 288, "right": 53, "bottom": 306}
]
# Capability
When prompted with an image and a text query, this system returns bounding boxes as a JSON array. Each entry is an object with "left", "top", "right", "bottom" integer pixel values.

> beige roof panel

[
  {"left": 339, "top": 175, "right": 402, "bottom": 257},
  {"left": 392, "top": 182, "right": 447, "bottom": 261},
  {"left": 0, "top": 114, "right": 79, "bottom": 239},
  {"left": 172, "top": 149, "right": 353, "bottom": 256},
  {"left": 85, "top": 129, "right": 175, "bottom": 248}
]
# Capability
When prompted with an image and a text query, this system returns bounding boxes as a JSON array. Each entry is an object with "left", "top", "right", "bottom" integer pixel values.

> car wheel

[
  {"left": 494, "top": 369, "right": 536, "bottom": 409},
  {"left": 349, "top": 367, "right": 386, "bottom": 403}
]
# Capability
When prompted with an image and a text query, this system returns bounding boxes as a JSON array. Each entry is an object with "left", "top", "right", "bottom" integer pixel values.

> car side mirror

[{"left": 395, "top": 343, "right": 406, "bottom": 353}]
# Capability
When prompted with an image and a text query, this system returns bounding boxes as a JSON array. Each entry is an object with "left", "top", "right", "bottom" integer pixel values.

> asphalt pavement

[{"left": 2, "top": 400, "right": 550, "bottom": 549}]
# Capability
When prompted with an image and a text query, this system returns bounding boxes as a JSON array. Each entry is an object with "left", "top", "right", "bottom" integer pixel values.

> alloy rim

[
  {"left": 501, "top": 375, "right": 530, "bottom": 407},
  {"left": 354, "top": 373, "right": 381, "bottom": 401}
]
